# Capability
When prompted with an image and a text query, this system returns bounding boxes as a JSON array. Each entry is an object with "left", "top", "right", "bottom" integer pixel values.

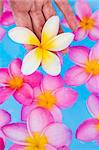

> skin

[{"left": 0, "top": 0, "right": 78, "bottom": 50}]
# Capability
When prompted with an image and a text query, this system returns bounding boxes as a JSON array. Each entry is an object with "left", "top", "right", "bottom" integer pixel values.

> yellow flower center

[
  {"left": 79, "top": 17, "right": 95, "bottom": 30},
  {"left": 96, "top": 123, "right": 99, "bottom": 131},
  {"left": 37, "top": 91, "right": 56, "bottom": 110},
  {"left": 25, "top": 133, "right": 48, "bottom": 150},
  {"left": 84, "top": 60, "right": 99, "bottom": 75},
  {"left": 8, "top": 76, "right": 23, "bottom": 89}
]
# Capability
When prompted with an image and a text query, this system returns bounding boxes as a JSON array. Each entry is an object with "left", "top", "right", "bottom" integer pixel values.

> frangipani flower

[
  {"left": 8, "top": 16, "right": 74, "bottom": 76},
  {"left": 0, "top": 109, "right": 11, "bottom": 150},
  {"left": 2, "top": 108, "right": 72, "bottom": 150},
  {"left": 65, "top": 42, "right": 99, "bottom": 93},
  {"left": 0, "top": 58, "right": 43, "bottom": 105},
  {"left": 74, "top": 0, "right": 99, "bottom": 41},
  {"left": 76, "top": 94, "right": 99, "bottom": 143},
  {"left": 21, "top": 75, "right": 78, "bottom": 122}
]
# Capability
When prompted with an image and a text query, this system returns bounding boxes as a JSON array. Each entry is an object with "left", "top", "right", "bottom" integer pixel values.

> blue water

[{"left": 0, "top": 0, "right": 99, "bottom": 149}]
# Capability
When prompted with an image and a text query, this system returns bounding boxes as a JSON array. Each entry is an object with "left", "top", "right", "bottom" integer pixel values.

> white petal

[
  {"left": 41, "top": 16, "right": 59, "bottom": 44},
  {"left": 21, "top": 48, "right": 42, "bottom": 75},
  {"left": 8, "top": 27, "right": 40, "bottom": 46},
  {"left": 44, "top": 33, "right": 74, "bottom": 51},
  {"left": 42, "top": 51, "right": 61, "bottom": 76}
]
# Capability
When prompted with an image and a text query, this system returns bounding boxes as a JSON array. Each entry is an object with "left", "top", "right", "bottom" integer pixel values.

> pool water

[{"left": 0, "top": 0, "right": 99, "bottom": 149}]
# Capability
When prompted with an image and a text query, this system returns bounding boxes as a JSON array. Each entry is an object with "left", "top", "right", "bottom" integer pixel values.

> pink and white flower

[
  {"left": 76, "top": 94, "right": 99, "bottom": 143},
  {"left": 0, "top": 109, "right": 11, "bottom": 150},
  {"left": 74, "top": 0, "right": 99, "bottom": 41},
  {"left": 2, "top": 107, "right": 72, "bottom": 150},
  {"left": 21, "top": 75, "right": 78, "bottom": 122},
  {"left": 0, "top": 58, "right": 43, "bottom": 105},
  {"left": 65, "top": 42, "right": 99, "bottom": 93}
]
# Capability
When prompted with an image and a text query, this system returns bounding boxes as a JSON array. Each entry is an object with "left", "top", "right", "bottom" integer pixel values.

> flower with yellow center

[
  {"left": 8, "top": 76, "right": 23, "bottom": 89},
  {"left": 8, "top": 16, "right": 74, "bottom": 76}
]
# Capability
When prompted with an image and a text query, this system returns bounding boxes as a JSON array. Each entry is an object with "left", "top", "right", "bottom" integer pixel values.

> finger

[
  {"left": 0, "top": 0, "right": 3, "bottom": 16},
  {"left": 30, "top": 10, "right": 45, "bottom": 39},
  {"left": 55, "top": 0, "right": 78, "bottom": 31}
]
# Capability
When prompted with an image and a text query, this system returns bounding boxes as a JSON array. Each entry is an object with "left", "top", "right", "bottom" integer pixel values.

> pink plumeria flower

[
  {"left": 0, "top": 58, "right": 43, "bottom": 105},
  {"left": 21, "top": 75, "right": 78, "bottom": 122},
  {"left": 65, "top": 42, "right": 99, "bottom": 93},
  {"left": 74, "top": 0, "right": 99, "bottom": 41},
  {"left": 2, "top": 107, "right": 72, "bottom": 150},
  {"left": 8, "top": 16, "right": 74, "bottom": 76},
  {"left": 0, "top": 27, "right": 6, "bottom": 41},
  {"left": 76, "top": 94, "right": 99, "bottom": 143},
  {"left": 0, "top": 109, "right": 11, "bottom": 150}
]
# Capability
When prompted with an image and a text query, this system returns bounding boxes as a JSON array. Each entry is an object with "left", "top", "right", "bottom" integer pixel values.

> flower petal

[
  {"left": 50, "top": 106, "right": 62, "bottom": 122},
  {"left": 87, "top": 94, "right": 99, "bottom": 119},
  {"left": 58, "top": 146, "right": 69, "bottom": 150},
  {"left": 0, "top": 137, "right": 5, "bottom": 150},
  {"left": 76, "top": 119, "right": 99, "bottom": 142},
  {"left": 69, "top": 46, "right": 89, "bottom": 66},
  {"left": 86, "top": 75, "right": 99, "bottom": 93},
  {"left": 44, "top": 33, "right": 74, "bottom": 51},
  {"left": 27, "top": 108, "right": 54, "bottom": 135},
  {"left": 24, "top": 71, "right": 43, "bottom": 88},
  {"left": 41, "top": 16, "right": 59, "bottom": 44},
  {"left": 88, "top": 27, "right": 99, "bottom": 41},
  {"left": 13, "top": 83, "right": 33, "bottom": 105},
  {"left": 9, "top": 144, "right": 25, "bottom": 150},
  {"left": 0, "top": 28, "right": 6, "bottom": 41},
  {"left": 0, "top": 109, "right": 11, "bottom": 127},
  {"left": 65, "top": 66, "right": 89, "bottom": 86},
  {"left": 55, "top": 87, "right": 78, "bottom": 109},
  {"left": 46, "top": 144, "right": 57, "bottom": 150},
  {"left": 75, "top": 0, "right": 92, "bottom": 19},
  {"left": 2, "top": 123, "right": 29, "bottom": 145},
  {"left": 0, "top": 68, "right": 10, "bottom": 84},
  {"left": 21, "top": 48, "right": 42, "bottom": 75},
  {"left": 0, "top": 87, "right": 13, "bottom": 104},
  {"left": 8, "top": 27, "right": 40, "bottom": 45},
  {"left": 9, "top": 58, "right": 22, "bottom": 77},
  {"left": 42, "top": 51, "right": 61, "bottom": 76},
  {"left": 89, "top": 42, "right": 99, "bottom": 61},
  {"left": 74, "top": 27, "right": 88, "bottom": 41},
  {"left": 91, "top": 10, "right": 99, "bottom": 28},
  {"left": 44, "top": 123, "right": 72, "bottom": 147}
]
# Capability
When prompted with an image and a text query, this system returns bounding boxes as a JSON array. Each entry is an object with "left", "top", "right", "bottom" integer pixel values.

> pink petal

[
  {"left": 88, "top": 27, "right": 99, "bottom": 41},
  {"left": 0, "top": 130, "right": 5, "bottom": 144},
  {"left": 0, "top": 11, "right": 14, "bottom": 26},
  {"left": 76, "top": 119, "right": 99, "bottom": 142},
  {"left": 33, "top": 86, "right": 42, "bottom": 98},
  {"left": 69, "top": 46, "right": 89, "bottom": 66},
  {"left": 44, "top": 123, "right": 72, "bottom": 147},
  {"left": 3, "top": 0, "right": 11, "bottom": 12},
  {"left": 86, "top": 75, "right": 99, "bottom": 93},
  {"left": 42, "top": 75, "right": 64, "bottom": 92},
  {"left": 60, "top": 18, "right": 69, "bottom": 28},
  {"left": 21, "top": 103, "right": 37, "bottom": 121},
  {"left": 0, "top": 138, "right": 5, "bottom": 150},
  {"left": 58, "top": 146, "right": 69, "bottom": 150},
  {"left": 50, "top": 106, "right": 62, "bottom": 122},
  {"left": 0, "top": 109, "right": 11, "bottom": 127},
  {"left": 46, "top": 144, "right": 57, "bottom": 150},
  {"left": 0, "top": 28, "right": 6, "bottom": 40},
  {"left": 75, "top": 0, "right": 92, "bottom": 19},
  {"left": 27, "top": 108, "right": 54, "bottom": 135},
  {"left": 24, "top": 71, "right": 43, "bottom": 88},
  {"left": 65, "top": 66, "right": 90, "bottom": 86},
  {"left": 0, "top": 86, "right": 13, "bottom": 104},
  {"left": 9, "top": 58, "right": 23, "bottom": 77},
  {"left": 9, "top": 144, "right": 25, "bottom": 150},
  {"left": 91, "top": 10, "right": 99, "bottom": 28},
  {"left": 55, "top": 87, "right": 78, "bottom": 108},
  {"left": 87, "top": 94, "right": 99, "bottom": 118},
  {"left": 74, "top": 27, "right": 88, "bottom": 41},
  {"left": 13, "top": 83, "right": 33, "bottom": 105},
  {"left": 0, "top": 68, "right": 10, "bottom": 84},
  {"left": 2, "top": 123, "right": 29, "bottom": 145},
  {"left": 89, "top": 42, "right": 99, "bottom": 61}
]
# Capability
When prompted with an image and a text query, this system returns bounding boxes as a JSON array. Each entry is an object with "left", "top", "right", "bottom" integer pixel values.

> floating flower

[
  {"left": 0, "top": 58, "right": 43, "bottom": 105},
  {"left": 65, "top": 42, "right": 99, "bottom": 93},
  {"left": 2, "top": 108, "right": 72, "bottom": 150},
  {"left": 8, "top": 16, "right": 74, "bottom": 76},
  {"left": 74, "top": 0, "right": 99, "bottom": 41},
  {"left": 21, "top": 75, "right": 78, "bottom": 122},
  {"left": 76, "top": 94, "right": 99, "bottom": 143},
  {"left": 0, "top": 109, "right": 11, "bottom": 150}
]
